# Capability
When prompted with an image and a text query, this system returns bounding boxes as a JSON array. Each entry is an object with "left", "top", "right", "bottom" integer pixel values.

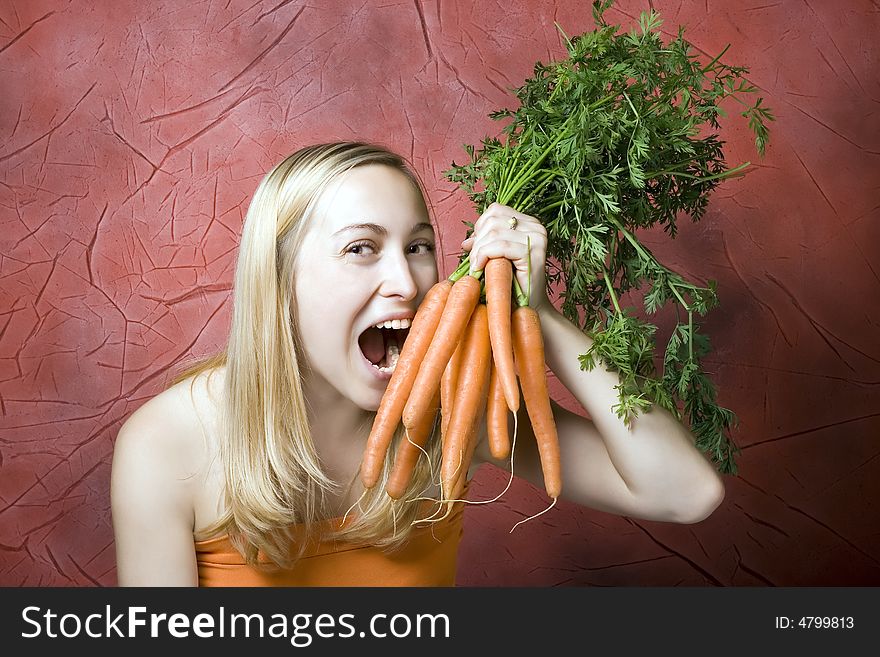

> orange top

[{"left": 194, "top": 502, "right": 465, "bottom": 587}]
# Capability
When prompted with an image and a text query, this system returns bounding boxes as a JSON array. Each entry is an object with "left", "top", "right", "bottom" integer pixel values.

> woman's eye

[
  {"left": 345, "top": 241, "right": 376, "bottom": 256},
  {"left": 408, "top": 241, "right": 435, "bottom": 255},
  {"left": 344, "top": 240, "right": 433, "bottom": 257}
]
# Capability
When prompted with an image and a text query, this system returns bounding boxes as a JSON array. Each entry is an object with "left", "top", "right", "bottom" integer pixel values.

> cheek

[
  {"left": 293, "top": 266, "right": 327, "bottom": 345},
  {"left": 294, "top": 296, "right": 351, "bottom": 381},
  {"left": 294, "top": 269, "right": 361, "bottom": 351},
  {"left": 416, "top": 261, "right": 440, "bottom": 294},
  {"left": 296, "top": 285, "right": 338, "bottom": 339}
]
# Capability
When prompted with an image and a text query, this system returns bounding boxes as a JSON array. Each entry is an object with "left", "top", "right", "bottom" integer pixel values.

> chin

[{"left": 359, "top": 384, "right": 387, "bottom": 413}]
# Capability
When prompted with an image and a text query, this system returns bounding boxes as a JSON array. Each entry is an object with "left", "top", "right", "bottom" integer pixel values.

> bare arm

[
  {"left": 514, "top": 303, "right": 724, "bottom": 523},
  {"left": 111, "top": 404, "right": 199, "bottom": 586}
]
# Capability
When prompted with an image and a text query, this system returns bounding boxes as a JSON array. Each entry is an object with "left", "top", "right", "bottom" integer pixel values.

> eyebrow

[{"left": 332, "top": 221, "right": 434, "bottom": 238}]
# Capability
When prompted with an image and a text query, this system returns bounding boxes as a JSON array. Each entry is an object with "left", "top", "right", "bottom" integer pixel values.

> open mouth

[{"left": 358, "top": 320, "right": 411, "bottom": 374}]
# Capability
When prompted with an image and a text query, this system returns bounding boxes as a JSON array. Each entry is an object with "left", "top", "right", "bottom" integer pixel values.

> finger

[
  {"left": 472, "top": 222, "right": 547, "bottom": 258},
  {"left": 482, "top": 203, "right": 541, "bottom": 227},
  {"left": 472, "top": 216, "right": 539, "bottom": 249},
  {"left": 470, "top": 228, "right": 546, "bottom": 273},
  {"left": 467, "top": 207, "right": 546, "bottom": 270},
  {"left": 475, "top": 204, "right": 527, "bottom": 233},
  {"left": 476, "top": 238, "right": 548, "bottom": 300},
  {"left": 468, "top": 236, "right": 530, "bottom": 273}
]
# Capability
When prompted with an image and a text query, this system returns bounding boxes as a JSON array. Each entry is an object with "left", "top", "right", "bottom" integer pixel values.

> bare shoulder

[
  {"left": 110, "top": 366, "right": 225, "bottom": 585},
  {"left": 113, "top": 369, "right": 222, "bottom": 485}
]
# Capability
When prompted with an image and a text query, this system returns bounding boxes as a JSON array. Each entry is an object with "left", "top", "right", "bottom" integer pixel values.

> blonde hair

[{"left": 169, "top": 142, "right": 442, "bottom": 569}]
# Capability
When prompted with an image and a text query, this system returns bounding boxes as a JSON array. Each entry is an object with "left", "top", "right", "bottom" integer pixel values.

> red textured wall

[{"left": 1, "top": 0, "right": 877, "bottom": 586}]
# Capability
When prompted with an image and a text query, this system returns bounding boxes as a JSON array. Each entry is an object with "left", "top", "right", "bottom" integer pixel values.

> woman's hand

[{"left": 460, "top": 202, "right": 550, "bottom": 311}]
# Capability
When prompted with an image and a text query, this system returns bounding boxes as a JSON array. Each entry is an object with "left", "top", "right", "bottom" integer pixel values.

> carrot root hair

[
  {"left": 341, "top": 488, "right": 368, "bottom": 526},
  {"left": 509, "top": 496, "right": 558, "bottom": 533},
  {"left": 449, "top": 409, "right": 519, "bottom": 507}
]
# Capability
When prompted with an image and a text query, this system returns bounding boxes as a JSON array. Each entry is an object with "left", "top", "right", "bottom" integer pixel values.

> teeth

[
  {"left": 374, "top": 318, "right": 411, "bottom": 330},
  {"left": 371, "top": 342, "right": 400, "bottom": 374},
  {"left": 364, "top": 322, "right": 406, "bottom": 375}
]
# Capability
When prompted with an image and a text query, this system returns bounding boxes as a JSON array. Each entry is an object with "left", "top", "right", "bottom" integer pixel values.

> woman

[{"left": 111, "top": 142, "right": 725, "bottom": 586}]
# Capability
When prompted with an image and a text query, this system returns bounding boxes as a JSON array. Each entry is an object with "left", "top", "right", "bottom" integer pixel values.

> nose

[{"left": 379, "top": 250, "right": 418, "bottom": 301}]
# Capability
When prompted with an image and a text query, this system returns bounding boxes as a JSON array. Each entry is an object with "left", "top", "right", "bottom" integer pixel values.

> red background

[{"left": 1, "top": 0, "right": 878, "bottom": 586}]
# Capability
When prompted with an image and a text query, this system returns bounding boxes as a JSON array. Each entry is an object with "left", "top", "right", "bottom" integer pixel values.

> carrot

[
  {"left": 361, "top": 279, "right": 452, "bottom": 489},
  {"left": 439, "top": 304, "right": 491, "bottom": 501},
  {"left": 385, "top": 388, "right": 440, "bottom": 499},
  {"left": 511, "top": 305, "right": 561, "bottom": 499},
  {"left": 402, "top": 274, "right": 481, "bottom": 430},
  {"left": 440, "top": 338, "right": 463, "bottom": 443},
  {"left": 486, "top": 360, "right": 511, "bottom": 460},
  {"left": 485, "top": 257, "right": 519, "bottom": 413},
  {"left": 448, "top": 374, "right": 489, "bottom": 503}
]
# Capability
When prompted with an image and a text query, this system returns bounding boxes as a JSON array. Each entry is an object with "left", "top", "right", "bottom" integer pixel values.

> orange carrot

[
  {"left": 449, "top": 374, "right": 489, "bottom": 503},
  {"left": 485, "top": 257, "right": 519, "bottom": 413},
  {"left": 440, "top": 304, "right": 491, "bottom": 501},
  {"left": 486, "top": 360, "right": 511, "bottom": 460},
  {"left": 402, "top": 274, "right": 481, "bottom": 430},
  {"left": 361, "top": 279, "right": 452, "bottom": 489},
  {"left": 440, "top": 338, "right": 463, "bottom": 443},
  {"left": 385, "top": 388, "right": 440, "bottom": 499},
  {"left": 511, "top": 305, "right": 561, "bottom": 499}
]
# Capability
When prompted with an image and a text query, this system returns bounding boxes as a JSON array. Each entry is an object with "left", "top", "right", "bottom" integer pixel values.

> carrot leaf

[{"left": 444, "top": 0, "right": 774, "bottom": 475}]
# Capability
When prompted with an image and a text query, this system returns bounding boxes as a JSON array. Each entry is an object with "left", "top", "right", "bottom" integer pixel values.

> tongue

[{"left": 359, "top": 327, "right": 385, "bottom": 365}]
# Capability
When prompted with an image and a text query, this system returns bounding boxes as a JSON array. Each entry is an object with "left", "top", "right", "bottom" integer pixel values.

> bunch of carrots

[
  {"left": 359, "top": 252, "right": 562, "bottom": 517},
  {"left": 361, "top": 2, "right": 768, "bottom": 500}
]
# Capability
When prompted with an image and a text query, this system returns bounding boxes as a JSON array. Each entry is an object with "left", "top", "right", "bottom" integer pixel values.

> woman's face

[{"left": 293, "top": 164, "right": 439, "bottom": 411}]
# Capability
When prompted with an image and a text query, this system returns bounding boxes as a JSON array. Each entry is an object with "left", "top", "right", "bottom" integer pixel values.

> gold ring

[{"left": 508, "top": 216, "right": 518, "bottom": 230}]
